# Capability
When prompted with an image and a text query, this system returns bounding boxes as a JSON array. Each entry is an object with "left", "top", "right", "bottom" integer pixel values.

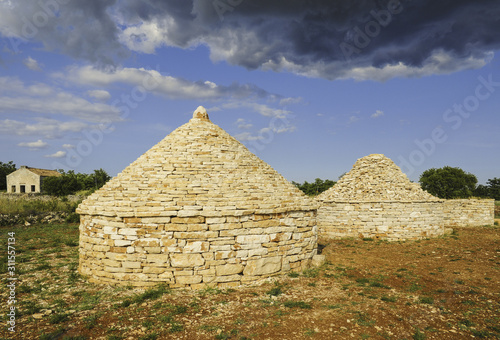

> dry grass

[
  {"left": 0, "top": 196, "right": 79, "bottom": 215},
  {"left": 0, "top": 223, "right": 499, "bottom": 339}
]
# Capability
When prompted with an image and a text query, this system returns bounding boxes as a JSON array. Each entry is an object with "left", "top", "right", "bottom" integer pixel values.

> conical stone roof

[
  {"left": 77, "top": 107, "right": 316, "bottom": 217},
  {"left": 317, "top": 154, "right": 439, "bottom": 202}
]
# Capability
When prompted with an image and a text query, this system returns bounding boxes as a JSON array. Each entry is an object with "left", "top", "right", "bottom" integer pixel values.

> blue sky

[{"left": 1, "top": 1, "right": 499, "bottom": 184}]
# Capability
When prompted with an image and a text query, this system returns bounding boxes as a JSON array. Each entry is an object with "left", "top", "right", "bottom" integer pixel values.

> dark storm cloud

[
  {"left": 2, "top": 0, "right": 499, "bottom": 79},
  {"left": 118, "top": 0, "right": 500, "bottom": 79},
  {"left": 1, "top": 0, "right": 127, "bottom": 66}
]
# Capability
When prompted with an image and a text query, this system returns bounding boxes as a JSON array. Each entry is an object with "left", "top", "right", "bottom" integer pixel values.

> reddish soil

[{"left": 1, "top": 224, "right": 499, "bottom": 339}]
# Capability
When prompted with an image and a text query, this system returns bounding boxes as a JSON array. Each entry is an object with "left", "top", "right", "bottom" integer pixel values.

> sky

[{"left": 0, "top": 0, "right": 499, "bottom": 185}]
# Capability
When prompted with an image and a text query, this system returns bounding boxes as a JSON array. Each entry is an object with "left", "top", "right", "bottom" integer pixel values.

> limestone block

[
  {"left": 164, "top": 224, "right": 188, "bottom": 232},
  {"left": 114, "top": 240, "right": 133, "bottom": 247},
  {"left": 248, "top": 248, "right": 268, "bottom": 257},
  {"left": 171, "top": 216, "right": 205, "bottom": 224},
  {"left": 144, "top": 247, "right": 161, "bottom": 254},
  {"left": 311, "top": 255, "right": 325, "bottom": 267},
  {"left": 215, "top": 250, "right": 236, "bottom": 260},
  {"left": 243, "top": 256, "right": 282, "bottom": 276},
  {"left": 214, "top": 274, "right": 242, "bottom": 283},
  {"left": 236, "top": 235, "right": 270, "bottom": 244},
  {"left": 103, "top": 226, "right": 118, "bottom": 234},
  {"left": 133, "top": 238, "right": 160, "bottom": 247},
  {"left": 118, "top": 228, "right": 138, "bottom": 236},
  {"left": 158, "top": 271, "right": 174, "bottom": 280},
  {"left": 215, "top": 263, "right": 244, "bottom": 276},
  {"left": 143, "top": 266, "right": 167, "bottom": 274},
  {"left": 142, "top": 217, "right": 171, "bottom": 224},
  {"left": 173, "top": 231, "right": 219, "bottom": 239},
  {"left": 184, "top": 241, "right": 210, "bottom": 253},
  {"left": 93, "top": 245, "right": 110, "bottom": 252},
  {"left": 123, "top": 261, "right": 141, "bottom": 269},
  {"left": 104, "top": 266, "right": 129, "bottom": 273},
  {"left": 206, "top": 217, "right": 226, "bottom": 224},
  {"left": 175, "top": 275, "right": 203, "bottom": 285},
  {"left": 170, "top": 253, "right": 205, "bottom": 267},
  {"left": 186, "top": 224, "right": 208, "bottom": 232},
  {"left": 146, "top": 254, "right": 169, "bottom": 264}
]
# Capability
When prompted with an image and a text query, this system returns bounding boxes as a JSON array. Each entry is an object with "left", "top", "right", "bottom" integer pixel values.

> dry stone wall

[
  {"left": 443, "top": 199, "right": 495, "bottom": 227},
  {"left": 79, "top": 211, "right": 317, "bottom": 288},
  {"left": 317, "top": 201, "right": 444, "bottom": 241}
]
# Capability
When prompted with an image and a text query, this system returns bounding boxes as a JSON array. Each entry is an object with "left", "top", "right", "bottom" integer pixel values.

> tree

[
  {"left": 90, "top": 168, "right": 111, "bottom": 190},
  {"left": 293, "top": 178, "right": 336, "bottom": 196},
  {"left": 42, "top": 169, "right": 111, "bottom": 196},
  {"left": 42, "top": 170, "right": 81, "bottom": 196},
  {"left": 0, "top": 161, "right": 16, "bottom": 191},
  {"left": 419, "top": 166, "right": 477, "bottom": 199},
  {"left": 474, "top": 184, "right": 490, "bottom": 198},
  {"left": 487, "top": 177, "right": 500, "bottom": 200}
]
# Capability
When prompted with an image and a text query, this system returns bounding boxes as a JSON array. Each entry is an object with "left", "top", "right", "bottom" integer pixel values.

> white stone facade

[{"left": 6, "top": 166, "right": 60, "bottom": 194}]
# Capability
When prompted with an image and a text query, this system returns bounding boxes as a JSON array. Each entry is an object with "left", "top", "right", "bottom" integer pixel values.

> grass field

[
  {"left": 1, "top": 223, "right": 499, "bottom": 339},
  {"left": 0, "top": 196, "right": 79, "bottom": 216}
]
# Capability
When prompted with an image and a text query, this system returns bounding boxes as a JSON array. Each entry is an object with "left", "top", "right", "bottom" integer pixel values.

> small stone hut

[
  {"left": 77, "top": 107, "right": 318, "bottom": 288},
  {"left": 316, "top": 154, "right": 445, "bottom": 241}
]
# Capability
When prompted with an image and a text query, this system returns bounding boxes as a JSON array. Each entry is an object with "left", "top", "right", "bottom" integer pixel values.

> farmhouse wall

[
  {"left": 317, "top": 201, "right": 445, "bottom": 241},
  {"left": 7, "top": 168, "right": 39, "bottom": 193},
  {"left": 443, "top": 199, "right": 495, "bottom": 227}
]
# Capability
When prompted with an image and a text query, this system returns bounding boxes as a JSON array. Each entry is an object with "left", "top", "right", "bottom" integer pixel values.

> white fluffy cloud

[
  {"left": 0, "top": 118, "right": 90, "bottom": 138},
  {"left": 23, "top": 57, "right": 42, "bottom": 71},
  {"left": 235, "top": 118, "right": 253, "bottom": 130},
  {"left": 371, "top": 110, "right": 384, "bottom": 118},
  {"left": 44, "top": 151, "right": 67, "bottom": 158},
  {"left": 56, "top": 65, "right": 276, "bottom": 101},
  {"left": 87, "top": 89, "right": 111, "bottom": 101},
  {"left": 0, "top": 77, "right": 122, "bottom": 123},
  {"left": 17, "top": 139, "right": 48, "bottom": 149}
]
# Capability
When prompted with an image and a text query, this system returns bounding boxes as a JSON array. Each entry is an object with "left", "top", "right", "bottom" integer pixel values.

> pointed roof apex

[
  {"left": 192, "top": 106, "right": 210, "bottom": 121},
  {"left": 317, "top": 153, "right": 440, "bottom": 202},
  {"left": 77, "top": 109, "right": 316, "bottom": 217}
]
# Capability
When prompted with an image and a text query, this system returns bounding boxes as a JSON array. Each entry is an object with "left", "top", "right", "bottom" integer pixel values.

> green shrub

[{"left": 283, "top": 301, "right": 312, "bottom": 309}]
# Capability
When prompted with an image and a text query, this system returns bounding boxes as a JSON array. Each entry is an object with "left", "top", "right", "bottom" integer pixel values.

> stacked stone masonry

[
  {"left": 443, "top": 199, "right": 494, "bottom": 227},
  {"left": 317, "top": 201, "right": 444, "bottom": 241},
  {"left": 79, "top": 211, "right": 316, "bottom": 288},
  {"left": 77, "top": 107, "right": 318, "bottom": 288},
  {"left": 317, "top": 154, "right": 446, "bottom": 241}
]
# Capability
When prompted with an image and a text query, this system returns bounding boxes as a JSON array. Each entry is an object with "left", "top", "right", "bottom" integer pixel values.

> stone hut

[
  {"left": 77, "top": 107, "right": 318, "bottom": 288},
  {"left": 316, "top": 154, "right": 445, "bottom": 241}
]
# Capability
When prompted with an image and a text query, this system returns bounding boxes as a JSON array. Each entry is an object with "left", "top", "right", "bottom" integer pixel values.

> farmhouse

[
  {"left": 6, "top": 166, "right": 61, "bottom": 194},
  {"left": 77, "top": 106, "right": 318, "bottom": 288}
]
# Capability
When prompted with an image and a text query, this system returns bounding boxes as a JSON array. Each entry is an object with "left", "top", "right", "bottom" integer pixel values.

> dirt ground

[{"left": 1, "top": 224, "right": 499, "bottom": 340}]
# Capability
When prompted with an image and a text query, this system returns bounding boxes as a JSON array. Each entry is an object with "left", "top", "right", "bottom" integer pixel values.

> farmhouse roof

[
  {"left": 77, "top": 106, "right": 316, "bottom": 217},
  {"left": 317, "top": 154, "right": 440, "bottom": 202},
  {"left": 23, "top": 167, "right": 61, "bottom": 177}
]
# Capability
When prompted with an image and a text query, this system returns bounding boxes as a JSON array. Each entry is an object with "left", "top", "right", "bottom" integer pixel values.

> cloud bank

[{"left": 2, "top": 1, "right": 499, "bottom": 80}]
